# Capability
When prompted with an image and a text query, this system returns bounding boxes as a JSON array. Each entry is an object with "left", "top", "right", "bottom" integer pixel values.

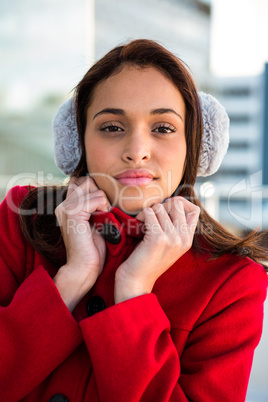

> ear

[
  {"left": 52, "top": 98, "right": 81, "bottom": 175},
  {"left": 197, "top": 92, "right": 230, "bottom": 177}
]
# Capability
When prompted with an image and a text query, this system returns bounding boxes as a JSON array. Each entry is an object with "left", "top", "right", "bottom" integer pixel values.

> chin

[
  {"left": 106, "top": 185, "right": 167, "bottom": 215},
  {"left": 115, "top": 195, "right": 164, "bottom": 216},
  {"left": 116, "top": 201, "right": 144, "bottom": 216}
]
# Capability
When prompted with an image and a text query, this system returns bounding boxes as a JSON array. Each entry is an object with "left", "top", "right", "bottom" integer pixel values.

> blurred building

[
  {"left": 198, "top": 66, "right": 268, "bottom": 231},
  {"left": 95, "top": 0, "right": 212, "bottom": 88},
  {"left": 213, "top": 75, "right": 264, "bottom": 186},
  {"left": 0, "top": 0, "right": 94, "bottom": 200},
  {"left": 0, "top": 97, "right": 66, "bottom": 200},
  {"left": 263, "top": 63, "right": 268, "bottom": 186}
]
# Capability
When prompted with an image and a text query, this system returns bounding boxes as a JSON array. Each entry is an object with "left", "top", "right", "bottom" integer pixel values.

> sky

[{"left": 211, "top": 0, "right": 268, "bottom": 76}]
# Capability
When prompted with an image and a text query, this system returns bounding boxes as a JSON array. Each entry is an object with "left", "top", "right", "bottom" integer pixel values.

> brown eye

[
  {"left": 100, "top": 123, "right": 124, "bottom": 132},
  {"left": 153, "top": 124, "right": 176, "bottom": 134}
]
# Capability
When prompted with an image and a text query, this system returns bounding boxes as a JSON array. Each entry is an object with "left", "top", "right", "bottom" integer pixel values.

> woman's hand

[
  {"left": 114, "top": 197, "right": 200, "bottom": 303},
  {"left": 54, "top": 176, "right": 110, "bottom": 311}
]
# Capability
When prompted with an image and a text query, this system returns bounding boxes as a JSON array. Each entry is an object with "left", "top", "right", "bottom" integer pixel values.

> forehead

[{"left": 88, "top": 65, "right": 185, "bottom": 117}]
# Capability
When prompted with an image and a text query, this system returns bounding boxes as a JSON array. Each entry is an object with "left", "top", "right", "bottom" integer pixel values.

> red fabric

[{"left": 0, "top": 186, "right": 267, "bottom": 402}]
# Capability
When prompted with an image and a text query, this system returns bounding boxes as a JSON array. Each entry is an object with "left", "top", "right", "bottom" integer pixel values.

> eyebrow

[
  {"left": 150, "top": 108, "right": 183, "bottom": 122},
  {"left": 92, "top": 107, "right": 183, "bottom": 121}
]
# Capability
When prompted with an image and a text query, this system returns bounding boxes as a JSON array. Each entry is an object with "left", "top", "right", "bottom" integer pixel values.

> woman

[{"left": 0, "top": 39, "right": 267, "bottom": 402}]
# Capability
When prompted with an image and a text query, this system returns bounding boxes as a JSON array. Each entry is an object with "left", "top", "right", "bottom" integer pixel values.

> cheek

[
  {"left": 85, "top": 143, "right": 118, "bottom": 197},
  {"left": 165, "top": 145, "right": 186, "bottom": 189},
  {"left": 85, "top": 143, "right": 107, "bottom": 172}
]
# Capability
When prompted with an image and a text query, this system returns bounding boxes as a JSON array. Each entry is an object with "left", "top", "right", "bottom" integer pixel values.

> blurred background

[{"left": 0, "top": 0, "right": 267, "bottom": 399}]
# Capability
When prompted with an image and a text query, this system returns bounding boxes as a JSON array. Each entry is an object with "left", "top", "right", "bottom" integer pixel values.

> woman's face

[{"left": 85, "top": 65, "right": 186, "bottom": 214}]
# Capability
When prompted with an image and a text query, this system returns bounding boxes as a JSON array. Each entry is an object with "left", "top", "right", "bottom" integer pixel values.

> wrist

[
  {"left": 54, "top": 264, "right": 96, "bottom": 312},
  {"left": 114, "top": 269, "right": 153, "bottom": 304}
]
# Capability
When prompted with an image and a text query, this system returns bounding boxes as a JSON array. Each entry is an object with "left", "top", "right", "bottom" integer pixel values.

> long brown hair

[{"left": 19, "top": 39, "right": 268, "bottom": 269}]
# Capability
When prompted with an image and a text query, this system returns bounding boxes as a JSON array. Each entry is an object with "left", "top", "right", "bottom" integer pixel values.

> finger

[
  {"left": 143, "top": 207, "right": 163, "bottom": 235},
  {"left": 138, "top": 197, "right": 186, "bottom": 222},
  {"left": 74, "top": 177, "right": 99, "bottom": 196},
  {"left": 161, "top": 197, "right": 186, "bottom": 217},
  {"left": 173, "top": 196, "right": 199, "bottom": 215},
  {"left": 185, "top": 209, "right": 200, "bottom": 236},
  {"left": 178, "top": 198, "right": 200, "bottom": 233},
  {"left": 135, "top": 210, "right": 145, "bottom": 222},
  {"left": 64, "top": 193, "right": 109, "bottom": 217},
  {"left": 83, "top": 194, "right": 110, "bottom": 214},
  {"left": 138, "top": 201, "right": 185, "bottom": 233},
  {"left": 163, "top": 197, "right": 200, "bottom": 233},
  {"left": 136, "top": 204, "right": 169, "bottom": 225},
  {"left": 67, "top": 177, "right": 111, "bottom": 207},
  {"left": 67, "top": 176, "right": 89, "bottom": 197},
  {"left": 161, "top": 197, "right": 173, "bottom": 215},
  {"left": 166, "top": 199, "right": 188, "bottom": 236},
  {"left": 84, "top": 190, "right": 110, "bottom": 212},
  {"left": 151, "top": 203, "right": 174, "bottom": 233}
]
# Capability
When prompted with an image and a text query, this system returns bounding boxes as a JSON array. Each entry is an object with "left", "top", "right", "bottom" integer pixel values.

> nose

[{"left": 121, "top": 130, "right": 151, "bottom": 164}]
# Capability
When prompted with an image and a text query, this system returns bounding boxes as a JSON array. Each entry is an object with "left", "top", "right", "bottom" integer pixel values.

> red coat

[{"left": 0, "top": 186, "right": 267, "bottom": 402}]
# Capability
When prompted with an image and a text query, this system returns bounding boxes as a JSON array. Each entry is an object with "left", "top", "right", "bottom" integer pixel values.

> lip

[
  {"left": 114, "top": 169, "right": 156, "bottom": 186},
  {"left": 115, "top": 169, "right": 155, "bottom": 179}
]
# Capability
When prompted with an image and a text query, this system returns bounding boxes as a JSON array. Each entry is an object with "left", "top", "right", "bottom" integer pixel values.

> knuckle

[
  {"left": 163, "top": 233, "right": 170, "bottom": 244},
  {"left": 87, "top": 177, "right": 99, "bottom": 189},
  {"left": 195, "top": 205, "right": 201, "bottom": 214},
  {"left": 174, "top": 199, "right": 183, "bottom": 209},
  {"left": 95, "top": 193, "right": 108, "bottom": 204},
  {"left": 152, "top": 203, "right": 163, "bottom": 213},
  {"left": 64, "top": 201, "right": 81, "bottom": 215},
  {"left": 173, "top": 235, "right": 182, "bottom": 247},
  {"left": 184, "top": 236, "right": 193, "bottom": 250},
  {"left": 98, "top": 197, "right": 108, "bottom": 207},
  {"left": 96, "top": 189, "right": 106, "bottom": 198},
  {"left": 55, "top": 203, "right": 63, "bottom": 216},
  {"left": 175, "top": 196, "right": 185, "bottom": 203},
  {"left": 156, "top": 232, "right": 166, "bottom": 243}
]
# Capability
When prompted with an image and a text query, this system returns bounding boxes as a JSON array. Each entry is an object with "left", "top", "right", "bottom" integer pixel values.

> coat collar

[{"left": 90, "top": 207, "right": 144, "bottom": 256}]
